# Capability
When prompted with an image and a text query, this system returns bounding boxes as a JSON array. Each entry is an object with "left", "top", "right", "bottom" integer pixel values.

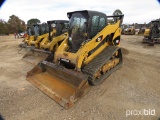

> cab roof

[
  {"left": 67, "top": 10, "right": 107, "bottom": 19},
  {"left": 47, "top": 20, "right": 69, "bottom": 24}
]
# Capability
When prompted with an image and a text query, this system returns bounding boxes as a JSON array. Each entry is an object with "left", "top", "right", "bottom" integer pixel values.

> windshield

[
  {"left": 69, "top": 13, "right": 87, "bottom": 52},
  {"left": 34, "top": 25, "right": 39, "bottom": 37},
  {"left": 30, "top": 26, "right": 35, "bottom": 36},
  {"left": 28, "top": 28, "right": 32, "bottom": 36},
  {"left": 40, "top": 24, "right": 49, "bottom": 35},
  {"left": 128, "top": 26, "right": 133, "bottom": 28}
]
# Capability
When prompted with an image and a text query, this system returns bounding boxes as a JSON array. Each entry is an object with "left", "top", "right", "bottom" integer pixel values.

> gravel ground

[{"left": 0, "top": 35, "right": 160, "bottom": 120}]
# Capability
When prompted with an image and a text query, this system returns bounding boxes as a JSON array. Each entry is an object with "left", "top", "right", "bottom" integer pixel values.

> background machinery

[
  {"left": 29, "top": 22, "right": 49, "bottom": 48},
  {"left": 22, "top": 20, "right": 69, "bottom": 64},
  {"left": 28, "top": 20, "right": 69, "bottom": 49},
  {"left": 142, "top": 20, "right": 160, "bottom": 45},
  {"left": 21, "top": 23, "right": 49, "bottom": 48},
  {"left": 20, "top": 25, "right": 35, "bottom": 47},
  {"left": 26, "top": 10, "right": 124, "bottom": 109},
  {"left": 38, "top": 20, "right": 69, "bottom": 52},
  {"left": 123, "top": 25, "right": 135, "bottom": 35}
]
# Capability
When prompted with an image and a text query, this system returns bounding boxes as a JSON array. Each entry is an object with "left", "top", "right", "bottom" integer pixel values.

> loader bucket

[
  {"left": 19, "top": 43, "right": 28, "bottom": 48},
  {"left": 22, "top": 48, "right": 51, "bottom": 65},
  {"left": 27, "top": 61, "right": 90, "bottom": 109}
]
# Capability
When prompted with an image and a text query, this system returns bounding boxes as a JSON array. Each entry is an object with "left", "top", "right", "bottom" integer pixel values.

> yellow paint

[
  {"left": 30, "top": 33, "right": 49, "bottom": 48},
  {"left": 144, "top": 29, "right": 150, "bottom": 37},
  {"left": 54, "top": 19, "right": 122, "bottom": 70}
]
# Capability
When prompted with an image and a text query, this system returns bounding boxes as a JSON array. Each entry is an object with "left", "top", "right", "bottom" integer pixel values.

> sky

[{"left": 0, "top": 0, "right": 159, "bottom": 24}]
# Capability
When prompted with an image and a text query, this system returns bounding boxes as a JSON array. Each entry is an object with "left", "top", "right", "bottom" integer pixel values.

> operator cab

[
  {"left": 27, "top": 26, "right": 32, "bottom": 36},
  {"left": 47, "top": 20, "right": 69, "bottom": 41},
  {"left": 32, "top": 23, "right": 49, "bottom": 39},
  {"left": 39, "top": 22, "right": 49, "bottom": 35},
  {"left": 150, "top": 20, "right": 160, "bottom": 38},
  {"left": 29, "top": 25, "right": 36, "bottom": 36},
  {"left": 67, "top": 10, "right": 107, "bottom": 52}
]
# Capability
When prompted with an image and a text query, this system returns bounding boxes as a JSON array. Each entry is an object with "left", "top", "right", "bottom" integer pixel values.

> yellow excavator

[
  {"left": 26, "top": 10, "right": 124, "bottom": 109},
  {"left": 142, "top": 20, "right": 160, "bottom": 45}
]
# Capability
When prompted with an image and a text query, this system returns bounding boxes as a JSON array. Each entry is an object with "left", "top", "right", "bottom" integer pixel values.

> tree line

[{"left": 0, "top": 15, "right": 41, "bottom": 35}]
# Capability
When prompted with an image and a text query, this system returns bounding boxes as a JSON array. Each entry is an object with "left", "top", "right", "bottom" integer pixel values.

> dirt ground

[{"left": 0, "top": 35, "right": 160, "bottom": 120}]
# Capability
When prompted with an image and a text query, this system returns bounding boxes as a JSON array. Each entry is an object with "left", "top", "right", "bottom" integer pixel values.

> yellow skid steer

[
  {"left": 29, "top": 23, "right": 49, "bottom": 48},
  {"left": 22, "top": 20, "right": 69, "bottom": 65},
  {"left": 27, "top": 10, "right": 124, "bottom": 109},
  {"left": 39, "top": 20, "right": 69, "bottom": 51},
  {"left": 20, "top": 25, "right": 35, "bottom": 48}
]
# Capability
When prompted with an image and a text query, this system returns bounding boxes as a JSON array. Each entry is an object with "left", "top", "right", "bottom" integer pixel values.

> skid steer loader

[
  {"left": 39, "top": 20, "right": 69, "bottom": 52},
  {"left": 142, "top": 20, "right": 160, "bottom": 45},
  {"left": 29, "top": 22, "right": 49, "bottom": 48},
  {"left": 22, "top": 20, "right": 69, "bottom": 64},
  {"left": 21, "top": 23, "right": 49, "bottom": 64},
  {"left": 24, "top": 23, "right": 48, "bottom": 47},
  {"left": 27, "top": 10, "right": 124, "bottom": 109},
  {"left": 123, "top": 25, "right": 135, "bottom": 35},
  {"left": 20, "top": 25, "right": 35, "bottom": 48},
  {"left": 21, "top": 23, "right": 49, "bottom": 49}
]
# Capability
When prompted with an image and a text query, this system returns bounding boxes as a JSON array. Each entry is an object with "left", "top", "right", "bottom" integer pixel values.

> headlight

[{"left": 51, "top": 23, "right": 56, "bottom": 27}]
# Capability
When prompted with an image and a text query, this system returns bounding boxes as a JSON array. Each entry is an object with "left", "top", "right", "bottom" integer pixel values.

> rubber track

[{"left": 82, "top": 46, "right": 122, "bottom": 85}]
